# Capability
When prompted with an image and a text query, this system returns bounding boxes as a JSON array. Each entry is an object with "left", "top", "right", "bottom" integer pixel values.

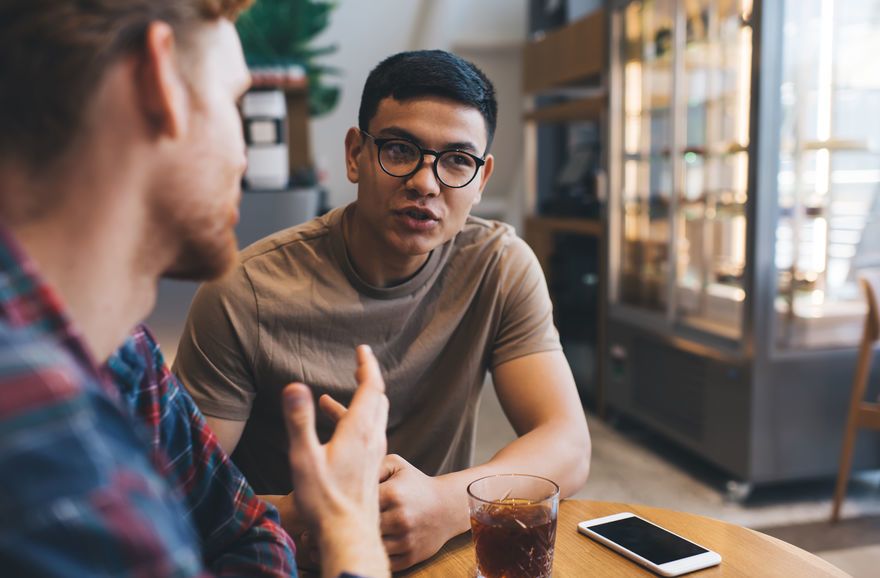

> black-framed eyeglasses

[{"left": 361, "top": 130, "right": 486, "bottom": 189}]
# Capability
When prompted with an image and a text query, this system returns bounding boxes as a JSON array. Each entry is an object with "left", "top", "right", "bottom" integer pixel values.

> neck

[
  {"left": 1, "top": 159, "right": 163, "bottom": 364},
  {"left": 344, "top": 204, "right": 429, "bottom": 287}
]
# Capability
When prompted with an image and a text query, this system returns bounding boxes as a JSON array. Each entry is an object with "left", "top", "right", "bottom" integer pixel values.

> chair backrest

[{"left": 860, "top": 269, "right": 880, "bottom": 343}]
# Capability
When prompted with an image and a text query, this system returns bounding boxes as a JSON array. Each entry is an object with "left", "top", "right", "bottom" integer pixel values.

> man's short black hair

[{"left": 358, "top": 50, "right": 498, "bottom": 152}]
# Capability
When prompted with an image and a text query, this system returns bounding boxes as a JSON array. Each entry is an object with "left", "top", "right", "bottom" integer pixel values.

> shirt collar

[{"left": 104, "top": 330, "right": 149, "bottom": 400}]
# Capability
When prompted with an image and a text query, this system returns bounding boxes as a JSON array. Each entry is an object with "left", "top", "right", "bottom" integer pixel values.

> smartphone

[{"left": 578, "top": 512, "right": 721, "bottom": 576}]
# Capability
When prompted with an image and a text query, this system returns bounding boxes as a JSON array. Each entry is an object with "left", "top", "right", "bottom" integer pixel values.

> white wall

[{"left": 310, "top": 0, "right": 528, "bottom": 227}]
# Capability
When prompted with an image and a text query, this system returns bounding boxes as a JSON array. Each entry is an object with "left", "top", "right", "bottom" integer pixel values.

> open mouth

[{"left": 399, "top": 208, "right": 438, "bottom": 222}]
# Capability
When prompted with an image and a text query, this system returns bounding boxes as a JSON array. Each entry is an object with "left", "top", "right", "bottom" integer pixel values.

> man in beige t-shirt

[{"left": 174, "top": 49, "right": 591, "bottom": 571}]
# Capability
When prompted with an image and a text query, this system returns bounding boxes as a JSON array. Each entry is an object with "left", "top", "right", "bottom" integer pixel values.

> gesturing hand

[
  {"left": 283, "top": 344, "right": 390, "bottom": 578},
  {"left": 319, "top": 387, "right": 462, "bottom": 571}
]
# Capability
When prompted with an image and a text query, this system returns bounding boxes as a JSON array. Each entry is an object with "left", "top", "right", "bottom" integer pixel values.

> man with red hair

[{"left": 0, "top": 1, "right": 389, "bottom": 576}]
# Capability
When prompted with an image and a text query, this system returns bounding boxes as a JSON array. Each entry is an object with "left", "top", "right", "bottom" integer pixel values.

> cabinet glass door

[
  {"left": 775, "top": 0, "right": 880, "bottom": 350},
  {"left": 674, "top": 0, "right": 753, "bottom": 339},
  {"left": 618, "top": 0, "right": 676, "bottom": 312}
]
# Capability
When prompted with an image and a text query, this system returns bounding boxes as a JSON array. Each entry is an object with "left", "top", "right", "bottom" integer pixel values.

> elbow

[
  {"left": 562, "top": 419, "right": 592, "bottom": 498},
  {"left": 576, "top": 422, "right": 593, "bottom": 491}
]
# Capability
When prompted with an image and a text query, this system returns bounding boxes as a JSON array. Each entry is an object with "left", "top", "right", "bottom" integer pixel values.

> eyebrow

[{"left": 376, "top": 126, "right": 481, "bottom": 155}]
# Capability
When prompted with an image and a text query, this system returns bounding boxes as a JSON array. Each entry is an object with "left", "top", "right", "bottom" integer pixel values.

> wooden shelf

[
  {"left": 524, "top": 94, "right": 606, "bottom": 123},
  {"left": 524, "top": 217, "right": 604, "bottom": 284},
  {"left": 526, "top": 216, "right": 603, "bottom": 238},
  {"left": 524, "top": 10, "right": 605, "bottom": 94},
  {"left": 522, "top": 10, "right": 609, "bottom": 417}
]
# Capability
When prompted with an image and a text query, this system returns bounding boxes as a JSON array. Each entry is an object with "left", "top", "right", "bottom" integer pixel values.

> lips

[{"left": 395, "top": 206, "right": 440, "bottom": 222}]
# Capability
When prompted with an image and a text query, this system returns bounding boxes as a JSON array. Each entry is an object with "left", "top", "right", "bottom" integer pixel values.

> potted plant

[{"left": 236, "top": 0, "right": 340, "bottom": 117}]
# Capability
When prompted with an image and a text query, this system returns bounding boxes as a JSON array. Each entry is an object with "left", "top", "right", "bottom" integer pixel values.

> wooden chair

[{"left": 831, "top": 270, "right": 880, "bottom": 522}]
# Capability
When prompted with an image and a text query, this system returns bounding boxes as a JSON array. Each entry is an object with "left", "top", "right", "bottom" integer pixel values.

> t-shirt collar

[{"left": 328, "top": 203, "right": 451, "bottom": 300}]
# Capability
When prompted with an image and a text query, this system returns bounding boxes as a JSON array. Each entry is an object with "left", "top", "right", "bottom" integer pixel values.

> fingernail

[
  {"left": 362, "top": 344, "right": 372, "bottom": 354},
  {"left": 283, "top": 388, "right": 305, "bottom": 412}
]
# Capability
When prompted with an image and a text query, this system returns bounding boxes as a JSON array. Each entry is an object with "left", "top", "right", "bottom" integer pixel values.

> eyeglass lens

[{"left": 379, "top": 140, "right": 478, "bottom": 188}]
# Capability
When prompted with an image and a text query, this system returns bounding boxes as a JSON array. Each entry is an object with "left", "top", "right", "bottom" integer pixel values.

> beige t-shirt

[{"left": 173, "top": 205, "right": 561, "bottom": 494}]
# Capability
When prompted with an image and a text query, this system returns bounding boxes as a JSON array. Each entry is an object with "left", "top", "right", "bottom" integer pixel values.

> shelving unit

[
  {"left": 522, "top": 8, "right": 608, "bottom": 412},
  {"left": 605, "top": 0, "right": 880, "bottom": 488},
  {"left": 523, "top": 95, "right": 606, "bottom": 123}
]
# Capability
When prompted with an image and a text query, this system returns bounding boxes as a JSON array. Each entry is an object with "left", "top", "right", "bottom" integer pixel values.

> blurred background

[{"left": 148, "top": 1, "right": 880, "bottom": 575}]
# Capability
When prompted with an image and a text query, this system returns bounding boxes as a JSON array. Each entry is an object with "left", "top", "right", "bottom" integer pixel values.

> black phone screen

[{"left": 588, "top": 516, "right": 708, "bottom": 565}]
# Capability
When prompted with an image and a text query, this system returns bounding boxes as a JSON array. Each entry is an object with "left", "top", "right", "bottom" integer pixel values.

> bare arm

[
  {"left": 204, "top": 415, "right": 246, "bottom": 455},
  {"left": 435, "top": 349, "right": 591, "bottom": 525},
  {"left": 330, "top": 350, "right": 590, "bottom": 571},
  {"left": 483, "top": 350, "right": 591, "bottom": 492}
]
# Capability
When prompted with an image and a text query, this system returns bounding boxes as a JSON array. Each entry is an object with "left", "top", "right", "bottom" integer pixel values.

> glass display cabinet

[{"left": 606, "top": 0, "right": 880, "bottom": 491}]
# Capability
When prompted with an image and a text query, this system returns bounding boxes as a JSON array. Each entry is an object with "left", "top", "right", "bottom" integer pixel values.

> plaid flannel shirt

[
  {"left": 106, "top": 324, "right": 297, "bottom": 576},
  {"left": 0, "top": 226, "right": 296, "bottom": 577}
]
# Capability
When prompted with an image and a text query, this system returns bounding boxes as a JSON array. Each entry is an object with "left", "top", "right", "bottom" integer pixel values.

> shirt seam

[{"left": 241, "top": 265, "right": 261, "bottom": 387}]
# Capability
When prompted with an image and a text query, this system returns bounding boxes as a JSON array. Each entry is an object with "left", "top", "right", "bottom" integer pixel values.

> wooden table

[{"left": 398, "top": 500, "right": 849, "bottom": 577}]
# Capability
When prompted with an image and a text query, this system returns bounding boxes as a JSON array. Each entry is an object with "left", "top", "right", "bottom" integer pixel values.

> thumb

[
  {"left": 378, "top": 454, "right": 399, "bottom": 483},
  {"left": 283, "top": 383, "right": 320, "bottom": 465}
]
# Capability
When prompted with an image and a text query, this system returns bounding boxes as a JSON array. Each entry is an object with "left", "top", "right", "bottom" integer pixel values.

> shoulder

[
  {"left": 0, "top": 322, "right": 134, "bottom": 511},
  {"left": 106, "top": 325, "right": 179, "bottom": 435},
  {"left": 0, "top": 328, "right": 203, "bottom": 574},
  {"left": 238, "top": 208, "right": 339, "bottom": 265},
  {"left": 0, "top": 321, "right": 85, "bottom": 424},
  {"left": 201, "top": 209, "right": 341, "bottom": 302},
  {"left": 454, "top": 216, "right": 539, "bottom": 269}
]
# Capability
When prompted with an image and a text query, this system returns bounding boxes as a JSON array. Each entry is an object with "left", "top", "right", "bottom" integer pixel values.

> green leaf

[
  {"left": 309, "top": 84, "right": 340, "bottom": 117},
  {"left": 236, "top": 0, "right": 341, "bottom": 116}
]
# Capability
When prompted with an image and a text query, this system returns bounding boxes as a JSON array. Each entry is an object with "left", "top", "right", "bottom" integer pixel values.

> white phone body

[{"left": 578, "top": 512, "right": 721, "bottom": 576}]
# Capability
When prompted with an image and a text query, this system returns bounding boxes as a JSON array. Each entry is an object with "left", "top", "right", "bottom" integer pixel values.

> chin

[{"left": 164, "top": 234, "right": 238, "bottom": 281}]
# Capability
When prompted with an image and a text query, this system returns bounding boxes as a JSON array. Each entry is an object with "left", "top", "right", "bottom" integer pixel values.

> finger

[
  {"left": 378, "top": 455, "right": 398, "bottom": 483},
  {"left": 382, "top": 534, "right": 410, "bottom": 556},
  {"left": 282, "top": 383, "right": 321, "bottom": 473},
  {"left": 355, "top": 344, "right": 385, "bottom": 394},
  {"left": 378, "top": 504, "right": 407, "bottom": 535},
  {"left": 389, "top": 553, "right": 415, "bottom": 572},
  {"left": 347, "top": 345, "right": 389, "bottom": 434},
  {"left": 318, "top": 393, "right": 348, "bottom": 423},
  {"left": 294, "top": 531, "right": 320, "bottom": 570}
]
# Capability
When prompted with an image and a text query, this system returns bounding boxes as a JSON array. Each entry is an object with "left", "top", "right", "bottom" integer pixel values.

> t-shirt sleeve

[
  {"left": 173, "top": 264, "right": 261, "bottom": 421},
  {"left": 490, "top": 235, "right": 562, "bottom": 369}
]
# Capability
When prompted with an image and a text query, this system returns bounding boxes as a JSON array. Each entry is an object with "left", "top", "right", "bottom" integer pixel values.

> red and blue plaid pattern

[
  {"left": 0, "top": 226, "right": 295, "bottom": 577},
  {"left": 107, "top": 325, "right": 296, "bottom": 576}
]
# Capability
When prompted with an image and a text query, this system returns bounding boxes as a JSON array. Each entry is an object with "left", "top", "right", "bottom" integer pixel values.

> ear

[
  {"left": 472, "top": 154, "right": 495, "bottom": 205},
  {"left": 136, "top": 21, "right": 188, "bottom": 140},
  {"left": 344, "top": 127, "right": 366, "bottom": 184}
]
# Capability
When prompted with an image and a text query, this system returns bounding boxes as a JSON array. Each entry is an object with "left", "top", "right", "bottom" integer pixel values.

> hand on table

[
  {"left": 283, "top": 344, "right": 390, "bottom": 578},
  {"left": 319, "top": 395, "right": 463, "bottom": 572},
  {"left": 378, "top": 454, "right": 460, "bottom": 571}
]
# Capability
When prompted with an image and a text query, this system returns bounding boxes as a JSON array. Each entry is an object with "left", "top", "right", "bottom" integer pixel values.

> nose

[{"left": 405, "top": 154, "right": 441, "bottom": 197}]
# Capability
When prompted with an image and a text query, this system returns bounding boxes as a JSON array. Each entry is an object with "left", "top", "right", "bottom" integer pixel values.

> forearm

[
  {"left": 317, "top": 512, "right": 389, "bottom": 578},
  {"left": 262, "top": 494, "right": 388, "bottom": 577},
  {"left": 261, "top": 493, "right": 320, "bottom": 570},
  {"left": 437, "top": 420, "right": 591, "bottom": 535},
  {"left": 260, "top": 494, "right": 307, "bottom": 535}
]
